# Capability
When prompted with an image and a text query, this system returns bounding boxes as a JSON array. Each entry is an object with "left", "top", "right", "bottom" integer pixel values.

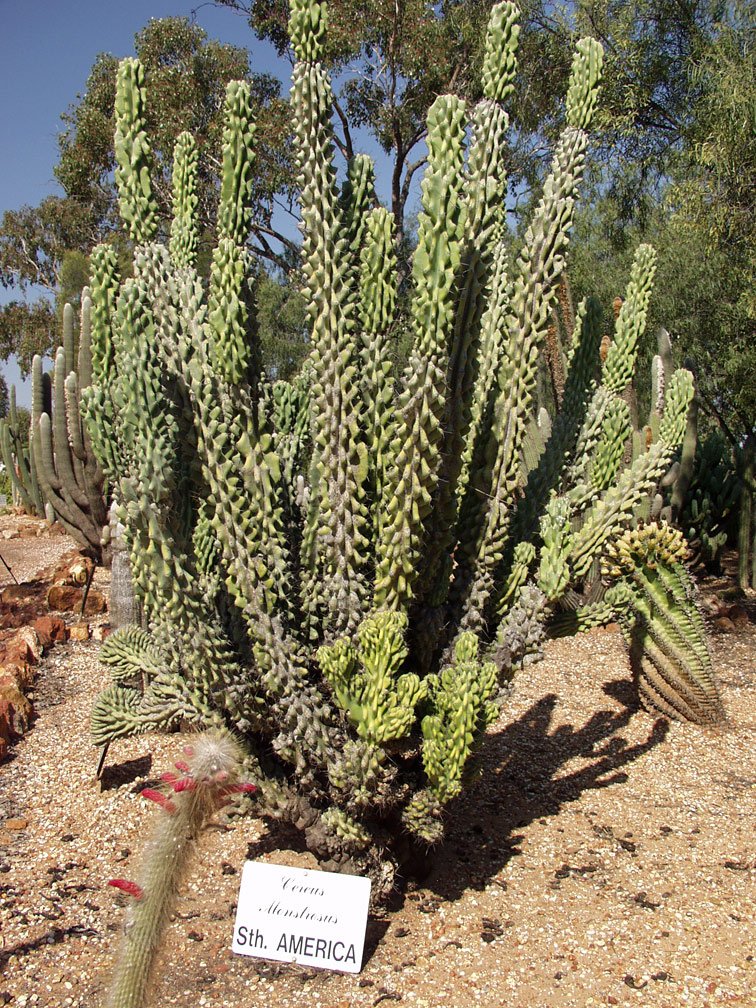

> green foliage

[{"left": 0, "top": 17, "right": 294, "bottom": 373}]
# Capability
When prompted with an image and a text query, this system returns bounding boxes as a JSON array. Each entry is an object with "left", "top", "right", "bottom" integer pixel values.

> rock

[
  {"left": 4, "top": 818, "right": 28, "bottom": 831},
  {"left": 46, "top": 584, "right": 106, "bottom": 614},
  {"left": 55, "top": 554, "right": 95, "bottom": 587},
  {"left": 715, "top": 616, "right": 736, "bottom": 632},
  {"left": 68, "top": 622, "right": 91, "bottom": 642},
  {"left": 0, "top": 682, "right": 32, "bottom": 735},
  {"left": 0, "top": 660, "right": 34, "bottom": 691},
  {"left": 91, "top": 625, "right": 111, "bottom": 643},
  {"left": 726, "top": 605, "right": 750, "bottom": 629},
  {"left": 5, "top": 627, "right": 41, "bottom": 665},
  {"left": 1, "top": 584, "right": 44, "bottom": 606},
  {"left": 30, "top": 616, "right": 67, "bottom": 648}
]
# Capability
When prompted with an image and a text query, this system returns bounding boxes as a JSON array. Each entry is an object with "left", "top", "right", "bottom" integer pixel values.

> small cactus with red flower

[{"left": 106, "top": 730, "right": 254, "bottom": 1008}]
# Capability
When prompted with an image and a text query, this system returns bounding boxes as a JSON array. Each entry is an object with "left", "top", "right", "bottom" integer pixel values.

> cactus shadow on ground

[
  {"left": 425, "top": 685, "right": 669, "bottom": 903},
  {"left": 98, "top": 754, "right": 153, "bottom": 792}
]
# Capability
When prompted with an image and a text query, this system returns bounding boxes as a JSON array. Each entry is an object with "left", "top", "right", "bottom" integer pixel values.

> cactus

[
  {"left": 602, "top": 523, "right": 726, "bottom": 726},
  {"left": 89, "top": 9, "right": 719, "bottom": 983},
  {"left": 30, "top": 298, "right": 110, "bottom": 562},
  {"left": 106, "top": 731, "right": 255, "bottom": 1008},
  {"left": 0, "top": 387, "right": 44, "bottom": 516}
]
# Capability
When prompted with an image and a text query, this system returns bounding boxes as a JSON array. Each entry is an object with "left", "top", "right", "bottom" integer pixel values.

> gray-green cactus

[
  {"left": 88, "top": 4, "right": 720, "bottom": 952},
  {"left": 30, "top": 299, "right": 110, "bottom": 562},
  {"left": 0, "top": 386, "right": 45, "bottom": 517}
]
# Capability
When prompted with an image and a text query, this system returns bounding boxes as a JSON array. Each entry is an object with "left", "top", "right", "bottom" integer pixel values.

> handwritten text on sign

[{"left": 231, "top": 861, "right": 371, "bottom": 973}]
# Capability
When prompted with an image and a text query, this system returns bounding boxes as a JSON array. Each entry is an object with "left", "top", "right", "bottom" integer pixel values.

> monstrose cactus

[{"left": 88, "top": 0, "right": 723, "bottom": 913}]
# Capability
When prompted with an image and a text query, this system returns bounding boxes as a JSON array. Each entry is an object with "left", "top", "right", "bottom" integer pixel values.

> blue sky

[{"left": 0, "top": 0, "right": 287, "bottom": 405}]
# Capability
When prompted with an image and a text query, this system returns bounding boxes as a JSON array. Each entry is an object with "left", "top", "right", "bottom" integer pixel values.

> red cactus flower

[
  {"left": 108, "top": 879, "right": 144, "bottom": 900},
  {"left": 174, "top": 760, "right": 191, "bottom": 774},
  {"left": 171, "top": 777, "right": 198, "bottom": 792},
  {"left": 141, "top": 788, "right": 177, "bottom": 813}
]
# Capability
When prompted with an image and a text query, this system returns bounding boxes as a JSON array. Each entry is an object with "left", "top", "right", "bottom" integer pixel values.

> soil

[{"left": 1, "top": 515, "right": 756, "bottom": 1008}]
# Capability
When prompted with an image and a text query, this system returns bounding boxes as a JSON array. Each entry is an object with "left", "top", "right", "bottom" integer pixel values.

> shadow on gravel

[
  {"left": 99, "top": 755, "right": 152, "bottom": 791},
  {"left": 427, "top": 679, "right": 669, "bottom": 903}
]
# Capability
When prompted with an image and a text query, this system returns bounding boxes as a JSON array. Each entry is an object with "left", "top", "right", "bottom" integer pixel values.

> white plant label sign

[{"left": 231, "top": 861, "right": 371, "bottom": 973}]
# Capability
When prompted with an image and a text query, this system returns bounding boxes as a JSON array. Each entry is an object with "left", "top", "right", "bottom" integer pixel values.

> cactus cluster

[
  {"left": 88, "top": 0, "right": 720, "bottom": 915},
  {"left": 0, "top": 298, "right": 110, "bottom": 562},
  {"left": 0, "top": 387, "right": 44, "bottom": 516},
  {"left": 31, "top": 299, "right": 110, "bottom": 561}
]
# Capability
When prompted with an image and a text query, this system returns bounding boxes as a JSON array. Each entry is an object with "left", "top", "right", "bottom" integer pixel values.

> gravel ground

[{"left": 1, "top": 527, "right": 756, "bottom": 1007}]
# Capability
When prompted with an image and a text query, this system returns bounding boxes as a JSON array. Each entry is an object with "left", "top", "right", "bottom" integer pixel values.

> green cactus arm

[
  {"left": 421, "top": 632, "right": 498, "bottom": 804},
  {"left": 412, "top": 3, "right": 522, "bottom": 622},
  {"left": 100, "top": 625, "right": 168, "bottom": 682},
  {"left": 589, "top": 397, "right": 632, "bottom": 491},
  {"left": 0, "top": 396, "right": 44, "bottom": 516},
  {"left": 602, "top": 244, "right": 657, "bottom": 395},
  {"left": 481, "top": 1, "right": 521, "bottom": 103},
  {"left": 290, "top": 23, "right": 372, "bottom": 638},
  {"left": 360, "top": 207, "right": 398, "bottom": 543},
  {"left": 62, "top": 302, "right": 77, "bottom": 376},
  {"left": 105, "top": 733, "right": 252, "bottom": 1008},
  {"left": 548, "top": 600, "right": 616, "bottom": 636},
  {"left": 113, "top": 59, "right": 158, "bottom": 245},
  {"left": 318, "top": 612, "right": 426, "bottom": 745},
  {"left": 373, "top": 94, "right": 468, "bottom": 614},
  {"left": 205, "top": 82, "right": 258, "bottom": 387},
  {"left": 536, "top": 495, "right": 573, "bottom": 601},
  {"left": 89, "top": 245, "right": 120, "bottom": 385},
  {"left": 169, "top": 131, "right": 199, "bottom": 270},
  {"left": 451, "top": 41, "right": 603, "bottom": 636},
  {"left": 491, "top": 582, "right": 548, "bottom": 669},
  {"left": 510, "top": 294, "right": 604, "bottom": 544}
]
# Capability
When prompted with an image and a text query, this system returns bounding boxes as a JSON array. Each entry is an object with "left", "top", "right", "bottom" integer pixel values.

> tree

[{"left": 0, "top": 17, "right": 295, "bottom": 372}]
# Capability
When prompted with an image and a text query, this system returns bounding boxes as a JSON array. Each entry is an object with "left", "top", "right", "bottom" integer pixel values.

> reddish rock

[
  {"left": 46, "top": 584, "right": 81, "bottom": 611},
  {"left": 1, "top": 583, "right": 45, "bottom": 606},
  {"left": 30, "top": 616, "right": 67, "bottom": 648},
  {"left": 46, "top": 584, "right": 106, "bottom": 614},
  {"left": 4, "top": 627, "right": 41, "bottom": 666},
  {"left": 0, "top": 660, "right": 34, "bottom": 690},
  {"left": 715, "top": 616, "right": 736, "bottom": 633},
  {"left": 0, "top": 682, "right": 32, "bottom": 734}
]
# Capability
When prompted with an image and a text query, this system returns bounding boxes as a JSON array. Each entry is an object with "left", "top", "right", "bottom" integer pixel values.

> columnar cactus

[
  {"left": 0, "top": 386, "right": 44, "bottom": 517},
  {"left": 88, "top": 2, "right": 721, "bottom": 944},
  {"left": 30, "top": 299, "right": 110, "bottom": 562}
]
